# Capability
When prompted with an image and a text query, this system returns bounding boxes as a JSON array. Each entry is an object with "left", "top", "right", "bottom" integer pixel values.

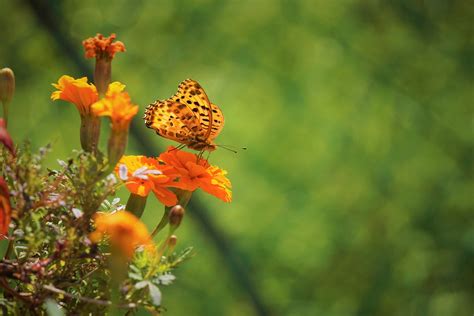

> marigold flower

[
  {"left": 83, "top": 34, "right": 125, "bottom": 96},
  {"left": 90, "top": 211, "right": 152, "bottom": 258},
  {"left": 116, "top": 155, "right": 179, "bottom": 206},
  {"left": 0, "top": 177, "right": 11, "bottom": 239},
  {"left": 82, "top": 33, "right": 126, "bottom": 60},
  {"left": 159, "top": 147, "right": 232, "bottom": 202},
  {"left": 51, "top": 75, "right": 99, "bottom": 115},
  {"left": 91, "top": 83, "right": 138, "bottom": 131}
]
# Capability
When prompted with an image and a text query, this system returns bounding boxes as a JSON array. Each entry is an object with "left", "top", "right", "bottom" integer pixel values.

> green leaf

[{"left": 129, "top": 272, "right": 143, "bottom": 281}]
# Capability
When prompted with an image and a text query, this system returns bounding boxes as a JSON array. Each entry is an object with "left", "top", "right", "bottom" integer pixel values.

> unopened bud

[
  {"left": 0, "top": 68, "right": 15, "bottom": 105},
  {"left": 166, "top": 235, "right": 178, "bottom": 254},
  {"left": 0, "top": 68, "right": 15, "bottom": 126},
  {"left": 168, "top": 235, "right": 177, "bottom": 246},
  {"left": 168, "top": 205, "right": 185, "bottom": 230}
]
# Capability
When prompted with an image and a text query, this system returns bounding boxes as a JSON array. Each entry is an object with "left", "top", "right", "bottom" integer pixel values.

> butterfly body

[{"left": 144, "top": 79, "right": 224, "bottom": 152}]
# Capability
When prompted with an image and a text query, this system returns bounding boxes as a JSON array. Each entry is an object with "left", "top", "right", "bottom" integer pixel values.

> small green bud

[
  {"left": 0, "top": 68, "right": 15, "bottom": 105},
  {"left": 0, "top": 68, "right": 15, "bottom": 126}
]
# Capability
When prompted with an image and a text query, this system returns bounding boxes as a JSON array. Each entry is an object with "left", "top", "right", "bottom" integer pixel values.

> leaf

[
  {"left": 158, "top": 274, "right": 176, "bottom": 285},
  {"left": 129, "top": 272, "right": 143, "bottom": 281},
  {"left": 135, "top": 280, "right": 149, "bottom": 289},
  {"left": 44, "top": 299, "right": 65, "bottom": 316},
  {"left": 148, "top": 283, "right": 162, "bottom": 306}
]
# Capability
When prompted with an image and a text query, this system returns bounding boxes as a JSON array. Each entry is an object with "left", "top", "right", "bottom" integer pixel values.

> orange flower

[
  {"left": 159, "top": 147, "right": 232, "bottom": 202},
  {"left": 90, "top": 211, "right": 152, "bottom": 258},
  {"left": 116, "top": 155, "right": 179, "bottom": 206},
  {"left": 82, "top": 33, "right": 125, "bottom": 60},
  {"left": 91, "top": 82, "right": 138, "bottom": 131},
  {"left": 51, "top": 75, "right": 99, "bottom": 115},
  {"left": 0, "top": 177, "right": 11, "bottom": 239}
]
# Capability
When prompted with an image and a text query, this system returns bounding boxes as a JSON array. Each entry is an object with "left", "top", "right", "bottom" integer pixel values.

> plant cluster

[{"left": 0, "top": 33, "right": 231, "bottom": 315}]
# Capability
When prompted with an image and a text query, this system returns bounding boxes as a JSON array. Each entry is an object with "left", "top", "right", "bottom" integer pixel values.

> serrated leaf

[
  {"left": 129, "top": 265, "right": 141, "bottom": 273},
  {"left": 148, "top": 283, "right": 162, "bottom": 306},
  {"left": 129, "top": 272, "right": 143, "bottom": 281}
]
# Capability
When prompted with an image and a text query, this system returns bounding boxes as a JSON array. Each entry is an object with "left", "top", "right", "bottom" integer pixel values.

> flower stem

[
  {"left": 94, "top": 58, "right": 111, "bottom": 97},
  {"left": 80, "top": 113, "right": 101, "bottom": 153},
  {"left": 125, "top": 193, "right": 147, "bottom": 218},
  {"left": 150, "top": 189, "right": 192, "bottom": 238},
  {"left": 107, "top": 127, "right": 128, "bottom": 170},
  {"left": 1, "top": 101, "right": 9, "bottom": 127}
]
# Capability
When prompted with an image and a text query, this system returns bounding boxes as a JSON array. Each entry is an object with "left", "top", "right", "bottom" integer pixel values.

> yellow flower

[
  {"left": 51, "top": 75, "right": 99, "bottom": 116},
  {"left": 91, "top": 82, "right": 138, "bottom": 131},
  {"left": 90, "top": 211, "right": 153, "bottom": 259}
]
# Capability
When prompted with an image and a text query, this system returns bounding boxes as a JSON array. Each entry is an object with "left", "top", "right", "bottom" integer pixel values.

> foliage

[{"left": 0, "top": 142, "right": 194, "bottom": 314}]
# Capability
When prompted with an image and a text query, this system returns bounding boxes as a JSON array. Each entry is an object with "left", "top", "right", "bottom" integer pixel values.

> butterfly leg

[
  {"left": 168, "top": 144, "right": 186, "bottom": 152},
  {"left": 197, "top": 150, "right": 205, "bottom": 163}
]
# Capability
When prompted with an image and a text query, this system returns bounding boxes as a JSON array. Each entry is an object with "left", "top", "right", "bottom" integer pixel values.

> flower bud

[
  {"left": 168, "top": 205, "right": 185, "bottom": 231},
  {"left": 166, "top": 235, "right": 178, "bottom": 254},
  {"left": 0, "top": 68, "right": 15, "bottom": 126},
  {"left": 0, "top": 68, "right": 15, "bottom": 105}
]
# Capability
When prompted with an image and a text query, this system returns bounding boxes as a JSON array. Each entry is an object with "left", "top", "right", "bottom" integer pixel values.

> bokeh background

[{"left": 1, "top": 0, "right": 473, "bottom": 315}]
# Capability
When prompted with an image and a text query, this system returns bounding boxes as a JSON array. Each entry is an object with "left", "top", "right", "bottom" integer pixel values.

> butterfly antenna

[{"left": 216, "top": 144, "right": 247, "bottom": 153}]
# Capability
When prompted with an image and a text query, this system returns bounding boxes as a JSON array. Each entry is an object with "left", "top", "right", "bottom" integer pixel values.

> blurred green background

[{"left": 1, "top": 0, "right": 473, "bottom": 315}]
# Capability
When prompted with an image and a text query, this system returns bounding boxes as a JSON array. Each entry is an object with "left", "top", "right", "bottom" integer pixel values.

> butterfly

[{"left": 144, "top": 79, "right": 224, "bottom": 152}]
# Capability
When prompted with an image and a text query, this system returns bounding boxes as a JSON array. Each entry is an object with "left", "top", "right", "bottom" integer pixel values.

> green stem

[
  {"left": 80, "top": 114, "right": 101, "bottom": 153},
  {"left": 125, "top": 193, "right": 147, "bottom": 218},
  {"left": 150, "top": 189, "right": 192, "bottom": 238},
  {"left": 150, "top": 207, "right": 170, "bottom": 238},
  {"left": 1, "top": 100, "right": 9, "bottom": 127},
  {"left": 107, "top": 127, "right": 128, "bottom": 171}
]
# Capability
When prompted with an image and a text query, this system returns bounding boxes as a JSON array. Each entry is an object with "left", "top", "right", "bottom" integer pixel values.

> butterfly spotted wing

[{"left": 144, "top": 79, "right": 225, "bottom": 151}]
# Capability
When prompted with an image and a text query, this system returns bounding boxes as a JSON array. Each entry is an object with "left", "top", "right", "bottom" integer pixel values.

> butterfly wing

[
  {"left": 208, "top": 102, "right": 225, "bottom": 140},
  {"left": 172, "top": 79, "right": 217, "bottom": 140},
  {"left": 144, "top": 99, "right": 200, "bottom": 144}
]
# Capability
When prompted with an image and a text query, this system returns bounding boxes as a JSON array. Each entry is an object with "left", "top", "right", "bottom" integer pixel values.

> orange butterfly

[{"left": 144, "top": 79, "right": 224, "bottom": 152}]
